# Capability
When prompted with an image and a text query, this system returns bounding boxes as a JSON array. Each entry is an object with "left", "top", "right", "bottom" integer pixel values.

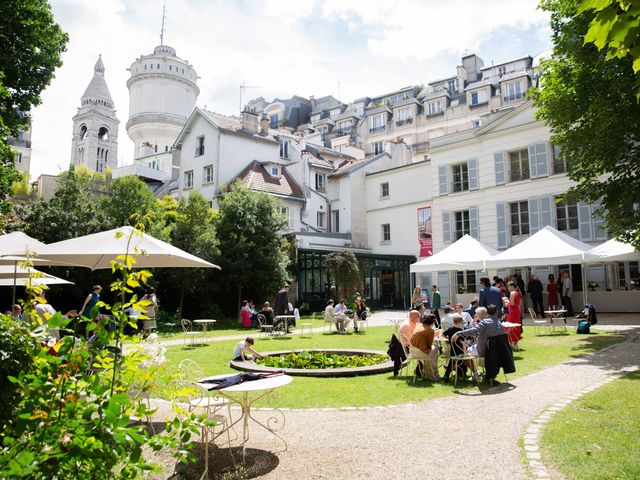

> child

[
  {"left": 442, "top": 314, "right": 467, "bottom": 383},
  {"left": 232, "top": 337, "right": 263, "bottom": 362}
]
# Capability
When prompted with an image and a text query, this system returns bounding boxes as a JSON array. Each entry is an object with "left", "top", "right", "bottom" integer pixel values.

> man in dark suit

[
  {"left": 274, "top": 283, "right": 290, "bottom": 316},
  {"left": 527, "top": 275, "right": 544, "bottom": 315},
  {"left": 478, "top": 277, "right": 503, "bottom": 309}
]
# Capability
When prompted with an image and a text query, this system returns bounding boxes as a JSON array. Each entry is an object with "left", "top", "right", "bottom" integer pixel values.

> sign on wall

[{"left": 417, "top": 206, "right": 433, "bottom": 257}]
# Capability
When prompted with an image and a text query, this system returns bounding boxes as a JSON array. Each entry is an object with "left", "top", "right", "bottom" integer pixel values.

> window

[
  {"left": 452, "top": 163, "right": 469, "bottom": 192},
  {"left": 169, "top": 65, "right": 172, "bottom": 71},
  {"left": 98, "top": 127, "right": 109, "bottom": 140},
  {"left": 556, "top": 199, "right": 578, "bottom": 232},
  {"left": 617, "top": 261, "right": 640, "bottom": 288},
  {"left": 372, "top": 141, "right": 384, "bottom": 155},
  {"left": 509, "top": 149, "right": 530, "bottom": 182},
  {"left": 553, "top": 145, "right": 568, "bottom": 174},
  {"left": 270, "top": 165, "right": 280, "bottom": 177},
  {"left": 456, "top": 270, "right": 477, "bottom": 294},
  {"left": 446, "top": 78, "right": 459, "bottom": 93},
  {"left": 203, "top": 165, "right": 214, "bottom": 184},
  {"left": 338, "top": 119, "right": 353, "bottom": 133},
  {"left": 315, "top": 172, "right": 326, "bottom": 192},
  {"left": 510, "top": 201, "right": 529, "bottom": 236},
  {"left": 455, "top": 210, "right": 470, "bottom": 240},
  {"left": 79, "top": 125, "right": 88, "bottom": 140},
  {"left": 195, "top": 136, "right": 205, "bottom": 156},
  {"left": 380, "top": 182, "right": 389, "bottom": 198},
  {"left": 472, "top": 120, "right": 482, "bottom": 129},
  {"left": 280, "top": 140, "right": 289, "bottom": 159},
  {"left": 270, "top": 115, "right": 278, "bottom": 129},
  {"left": 281, "top": 207, "right": 292, "bottom": 229},
  {"left": 381, "top": 223, "right": 391, "bottom": 242},
  {"left": 498, "top": 65, "right": 507, "bottom": 76},
  {"left": 396, "top": 107, "right": 412, "bottom": 125},
  {"left": 317, "top": 211, "right": 326, "bottom": 229},
  {"left": 332, "top": 210, "right": 340, "bottom": 233},
  {"left": 184, "top": 170, "right": 194, "bottom": 189},
  {"left": 427, "top": 101, "right": 442, "bottom": 116},
  {"left": 470, "top": 90, "right": 486, "bottom": 105},
  {"left": 369, "top": 114, "right": 385, "bottom": 133},
  {"left": 504, "top": 81, "right": 524, "bottom": 102},
  {"left": 15, "top": 152, "right": 22, "bottom": 164}
]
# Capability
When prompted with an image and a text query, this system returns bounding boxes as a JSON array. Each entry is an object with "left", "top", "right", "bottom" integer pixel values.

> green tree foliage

[
  {"left": 579, "top": 0, "right": 640, "bottom": 96},
  {"left": 531, "top": 0, "right": 640, "bottom": 249},
  {"left": 20, "top": 166, "right": 107, "bottom": 243},
  {"left": 101, "top": 176, "right": 157, "bottom": 228},
  {"left": 0, "top": 0, "right": 68, "bottom": 222},
  {"left": 215, "top": 182, "right": 289, "bottom": 312},
  {"left": 325, "top": 250, "right": 360, "bottom": 300},
  {"left": 0, "top": 315, "right": 32, "bottom": 430}
]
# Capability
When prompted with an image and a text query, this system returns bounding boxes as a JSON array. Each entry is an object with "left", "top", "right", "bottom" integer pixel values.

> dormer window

[
  {"left": 271, "top": 165, "right": 280, "bottom": 177},
  {"left": 427, "top": 101, "right": 443, "bottom": 116},
  {"left": 280, "top": 140, "right": 290, "bottom": 159}
]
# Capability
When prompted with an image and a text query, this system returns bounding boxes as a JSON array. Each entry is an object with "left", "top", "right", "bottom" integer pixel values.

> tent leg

[{"left": 581, "top": 264, "right": 587, "bottom": 309}]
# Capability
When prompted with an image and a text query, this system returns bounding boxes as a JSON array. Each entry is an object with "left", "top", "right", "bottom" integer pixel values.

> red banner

[{"left": 417, "top": 206, "right": 433, "bottom": 258}]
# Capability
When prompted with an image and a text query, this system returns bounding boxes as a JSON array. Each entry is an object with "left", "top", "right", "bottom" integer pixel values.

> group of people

[
  {"left": 239, "top": 284, "right": 298, "bottom": 333},
  {"left": 323, "top": 297, "right": 367, "bottom": 333}
]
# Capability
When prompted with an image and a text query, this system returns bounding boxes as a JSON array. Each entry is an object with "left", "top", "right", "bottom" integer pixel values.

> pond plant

[{"left": 257, "top": 351, "right": 388, "bottom": 369}]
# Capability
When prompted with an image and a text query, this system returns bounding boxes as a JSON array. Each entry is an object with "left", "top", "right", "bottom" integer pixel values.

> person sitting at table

[
  {"left": 442, "top": 314, "right": 467, "bottom": 383},
  {"left": 240, "top": 300, "right": 252, "bottom": 329},
  {"left": 232, "top": 337, "right": 263, "bottom": 362},
  {"left": 451, "top": 305, "right": 506, "bottom": 359},
  {"left": 440, "top": 305, "right": 456, "bottom": 330},
  {"left": 399, "top": 310, "right": 420, "bottom": 349},
  {"left": 259, "top": 302, "right": 274, "bottom": 325},
  {"left": 409, "top": 314, "right": 440, "bottom": 381},
  {"left": 333, "top": 299, "right": 351, "bottom": 333},
  {"left": 455, "top": 303, "right": 473, "bottom": 327},
  {"left": 464, "top": 299, "right": 478, "bottom": 319},
  {"left": 324, "top": 299, "right": 337, "bottom": 330}
]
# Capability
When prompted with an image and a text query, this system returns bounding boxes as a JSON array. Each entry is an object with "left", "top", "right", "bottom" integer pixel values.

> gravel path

[{"left": 221, "top": 327, "right": 640, "bottom": 480}]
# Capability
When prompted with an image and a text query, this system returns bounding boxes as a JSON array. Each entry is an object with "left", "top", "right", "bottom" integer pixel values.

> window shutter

[
  {"left": 578, "top": 202, "right": 594, "bottom": 241},
  {"left": 496, "top": 202, "right": 508, "bottom": 249},
  {"left": 442, "top": 211, "right": 452, "bottom": 244},
  {"left": 494, "top": 151, "right": 506, "bottom": 185},
  {"left": 537, "top": 142, "right": 549, "bottom": 177},
  {"left": 438, "top": 165, "right": 449, "bottom": 196},
  {"left": 289, "top": 207, "right": 294, "bottom": 229},
  {"left": 469, "top": 207, "right": 479, "bottom": 239},
  {"left": 540, "top": 195, "right": 553, "bottom": 228},
  {"left": 437, "top": 271, "right": 450, "bottom": 303},
  {"left": 528, "top": 197, "right": 541, "bottom": 234},
  {"left": 528, "top": 144, "right": 539, "bottom": 179},
  {"left": 468, "top": 158, "right": 479, "bottom": 190},
  {"left": 592, "top": 200, "right": 607, "bottom": 240}
]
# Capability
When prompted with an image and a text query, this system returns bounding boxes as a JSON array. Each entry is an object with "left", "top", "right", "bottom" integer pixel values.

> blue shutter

[
  {"left": 528, "top": 144, "right": 538, "bottom": 179},
  {"left": 537, "top": 142, "right": 549, "bottom": 177},
  {"left": 469, "top": 207, "right": 479, "bottom": 239},
  {"left": 442, "top": 211, "right": 452, "bottom": 244},
  {"left": 540, "top": 195, "right": 553, "bottom": 228},
  {"left": 578, "top": 202, "right": 594, "bottom": 241},
  {"left": 468, "top": 158, "right": 479, "bottom": 190},
  {"left": 494, "top": 151, "right": 506, "bottom": 185},
  {"left": 438, "top": 165, "right": 449, "bottom": 196},
  {"left": 496, "top": 202, "right": 508, "bottom": 249},
  {"left": 528, "top": 197, "right": 540, "bottom": 234}
]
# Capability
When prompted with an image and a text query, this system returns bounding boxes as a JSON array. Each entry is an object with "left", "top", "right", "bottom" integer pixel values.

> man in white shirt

[
  {"left": 440, "top": 306, "right": 456, "bottom": 330},
  {"left": 560, "top": 271, "right": 575, "bottom": 315},
  {"left": 456, "top": 303, "right": 473, "bottom": 327},
  {"left": 333, "top": 299, "right": 351, "bottom": 333},
  {"left": 232, "top": 337, "right": 263, "bottom": 361}
]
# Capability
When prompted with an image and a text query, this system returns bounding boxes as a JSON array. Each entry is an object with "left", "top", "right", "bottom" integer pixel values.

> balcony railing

[
  {"left": 503, "top": 94, "right": 524, "bottom": 103},
  {"left": 369, "top": 125, "right": 385, "bottom": 134},
  {"left": 395, "top": 118, "right": 414, "bottom": 126},
  {"left": 410, "top": 141, "right": 429, "bottom": 153}
]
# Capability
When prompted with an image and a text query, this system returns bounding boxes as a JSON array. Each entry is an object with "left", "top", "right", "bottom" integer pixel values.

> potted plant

[
  {"left": 458, "top": 284, "right": 467, "bottom": 294},
  {"left": 588, "top": 281, "right": 599, "bottom": 291}
]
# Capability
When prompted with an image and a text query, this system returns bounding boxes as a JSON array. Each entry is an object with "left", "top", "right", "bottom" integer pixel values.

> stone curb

[{"left": 522, "top": 362, "right": 639, "bottom": 479}]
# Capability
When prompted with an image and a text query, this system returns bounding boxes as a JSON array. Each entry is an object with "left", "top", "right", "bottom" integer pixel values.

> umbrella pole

[
  {"left": 581, "top": 264, "right": 587, "bottom": 308},
  {"left": 12, "top": 260, "right": 17, "bottom": 306}
]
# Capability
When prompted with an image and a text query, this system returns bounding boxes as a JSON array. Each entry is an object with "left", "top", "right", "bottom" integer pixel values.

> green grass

[
  {"left": 160, "top": 326, "right": 625, "bottom": 409},
  {"left": 540, "top": 370, "right": 640, "bottom": 479}
]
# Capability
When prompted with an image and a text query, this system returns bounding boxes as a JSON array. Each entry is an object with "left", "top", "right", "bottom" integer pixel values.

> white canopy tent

[
  {"left": 582, "top": 238, "right": 640, "bottom": 264},
  {"left": 485, "top": 226, "right": 592, "bottom": 269},
  {"left": 26, "top": 226, "right": 221, "bottom": 270},
  {"left": 410, "top": 235, "right": 499, "bottom": 273}
]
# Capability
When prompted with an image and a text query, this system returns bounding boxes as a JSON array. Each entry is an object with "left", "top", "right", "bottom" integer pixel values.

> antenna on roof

[{"left": 160, "top": 4, "right": 166, "bottom": 45}]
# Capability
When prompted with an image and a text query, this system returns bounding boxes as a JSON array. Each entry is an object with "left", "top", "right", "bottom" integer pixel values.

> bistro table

[
  {"left": 198, "top": 373, "right": 293, "bottom": 461},
  {"left": 501, "top": 321, "right": 522, "bottom": 349},
  {"left": 273, "top": 315, "right": 295, "bottom": 335},
  {"left": 544, "top": 309, "right": 568, "bottom": 332},
  {"left": 193, "top": 319, "right": 217, "bottom": 340}
]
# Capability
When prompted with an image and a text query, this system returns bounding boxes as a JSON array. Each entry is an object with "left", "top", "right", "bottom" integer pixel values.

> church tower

[
  {"left": 126, "top": 44, "right": 199, "bottom": 159},
  {"left": 70, "top": 56, "right": 119, "bottom": 172}
]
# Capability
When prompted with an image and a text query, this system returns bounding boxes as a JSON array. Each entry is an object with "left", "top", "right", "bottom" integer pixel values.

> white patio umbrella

[
  {"left": 31, "top": 226, "right": 221, "bottom": 270},
  {"left": 410, "top": 234, "right": 499, "bottom": 273},
  {"left": 485, "top": 226, "right": 592, "bottom": 269},
  {"left": 0, "top": 265, "right": 73, "bottom": 287},
  {"left": 582, "top": 238, "right": 640, "bottom": 264}
]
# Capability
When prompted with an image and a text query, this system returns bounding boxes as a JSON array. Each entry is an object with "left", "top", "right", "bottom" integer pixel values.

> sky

[{"left": 29, "top": 0, "right": 553, "bottom": 179}]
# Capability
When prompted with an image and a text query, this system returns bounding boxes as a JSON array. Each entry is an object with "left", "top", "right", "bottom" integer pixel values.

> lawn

[
  {"left": 540, "top": 370, "right": 640, "bottom": 479},
  {"left": 160, "top": 327, "right": 626, "bottom": 409}
]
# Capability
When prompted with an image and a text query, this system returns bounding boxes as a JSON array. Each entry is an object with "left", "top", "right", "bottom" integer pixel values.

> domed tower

[
  {"left": 70, "top": 55, "right": 119, "bottom": 172},
  {"left": 126, "top": 44, "right": 199, "bottom": 159}
]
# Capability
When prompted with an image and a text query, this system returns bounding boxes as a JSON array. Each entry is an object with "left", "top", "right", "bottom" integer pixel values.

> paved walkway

[{"left": 153, "top": 312, "right": 639, "bottom": 479}]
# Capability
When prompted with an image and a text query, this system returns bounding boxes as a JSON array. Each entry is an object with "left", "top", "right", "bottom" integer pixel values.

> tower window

[
  {"left": 79, "top": 125, "right": 88, "bottom": 140},
  {"left": 98, "top": 127, "right": 109, "bottom": 140}
]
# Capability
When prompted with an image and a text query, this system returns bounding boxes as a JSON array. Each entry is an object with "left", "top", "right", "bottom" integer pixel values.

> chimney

[
  {"left": 241, "top": 110, "right": 259, "bottom": 134},
  {"left": 260, "top": 115, "right": 270, "bottom": 136}
]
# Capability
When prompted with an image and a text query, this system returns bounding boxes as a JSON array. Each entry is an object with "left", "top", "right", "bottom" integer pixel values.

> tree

[
  {"left": 100, "top": 176, "right": 157, "bottom": 227},
  {"left": 325, "top": 250, "right": 360, "bottom": 301},
  {"left": 531, "top": 0, "right": 640, "bottom": 249},
  {"left": 215, "top": 182, "right": 289, "bottom": 313},
  {"left": 0, "top": 0, "right": 68, "bottom": 222}
]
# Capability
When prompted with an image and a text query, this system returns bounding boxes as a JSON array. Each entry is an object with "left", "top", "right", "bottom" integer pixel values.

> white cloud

[{"left": 29, "top": 0, "right": 550, "bottom": 179}]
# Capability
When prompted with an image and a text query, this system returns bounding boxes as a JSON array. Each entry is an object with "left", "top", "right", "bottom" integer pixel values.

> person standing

[
  {"left": 430, "top": 284, "right": 441, "bottom": 327},
  {"left": 547, "top": 273, "right": 560, "bottom": 309},
  {"left": 354, "top": 297, "right": 367, "bottom": 333},
  {"left": 478, "top": 277, "right": 502, "bottom": 309},
  {"left": 411, "top": 286, "right": 423, "bottom": 309},
  {"left": 274, "top": 283, "right": 290, "bottom": 316},
  {"left": 514, "top": 273, "right": 526, "bottom": 311},
  {"left": 504, "top": 282, "right": 522, "bottom": 347},
  {"left": 560, "top": 271, "right": 574, "bottom": 315},
  {"left": 80, "top": 285, "right": 102, "bottom": 319},
  {"left": 527, "top": 275, "right": 544, "bottom": 315}
]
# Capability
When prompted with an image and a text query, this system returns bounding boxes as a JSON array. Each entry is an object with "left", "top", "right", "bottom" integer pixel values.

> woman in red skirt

[
  {"left": 546, "top": 273, "right": 559, "bottom": 309},
  {"left": 504, "top": 281, "right": 522, "bottom": 346}
]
